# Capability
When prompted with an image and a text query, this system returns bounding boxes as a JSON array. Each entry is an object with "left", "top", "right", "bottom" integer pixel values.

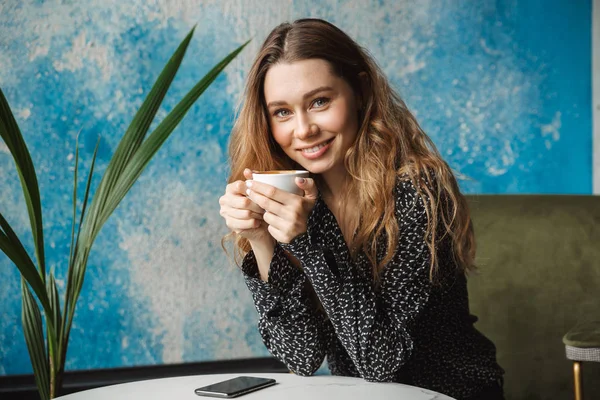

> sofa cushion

[{"left": 563, "top": 320, "right": 600, "bottom": 348}]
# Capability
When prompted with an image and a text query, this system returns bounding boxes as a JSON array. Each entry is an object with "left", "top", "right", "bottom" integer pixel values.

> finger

[
  {"left": 226, "top": 180, "right": 247, "bottom": 195},
  {"left": 266, "top": 224, "right": 295, "bottom": 244},
  {"left": 266, "top": 224, "right": 284, "bottom": 243},
  {"left": 225, "top": 216, "right": 261, "bottom": 231},
  {"left": 220, "top": 192, "right": 265, "bottom": 214},
  {"left": 245, "top": 180, "right": 295, "bottom": 204},
  {"left": 296, "top": 177, "right": 318, "bottom": 199},
  {"left": 262, "top": 210, "right": 286, "bottom": 231},
  {"left": 235, "top": 195, "right": 265, "bottom": 214},
  {"left": 221, "top": 205, "right": 264, "bottom": 220},
  {"left": 263, "top": 209, "right": 307, "bottom": 241},
  {"left": 246, "top": 187, "right": 285, "bottom": 216}
]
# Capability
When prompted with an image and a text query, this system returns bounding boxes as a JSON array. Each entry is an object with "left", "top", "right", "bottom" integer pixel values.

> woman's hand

[
  {"left": 245, "top": 176, "right": 319, "bottom": 244},
  {"left": 219, "top": 169, "right": 270, "bottom": 243}
]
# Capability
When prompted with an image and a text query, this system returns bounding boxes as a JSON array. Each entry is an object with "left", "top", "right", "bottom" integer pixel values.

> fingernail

[
  {"left": 246, "top": 181, "right": 253, "bottom": 188},
  {"left": 246, "top": 189, "right": 251, "bottom": 196},
  {"left": 297, "top": 177, "right": 305, "bottom": 184}
]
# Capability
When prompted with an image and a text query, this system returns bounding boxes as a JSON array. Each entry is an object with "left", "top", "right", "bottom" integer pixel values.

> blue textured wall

[{"left": 0, "top": 1, "right": 593, "bottom": 374}]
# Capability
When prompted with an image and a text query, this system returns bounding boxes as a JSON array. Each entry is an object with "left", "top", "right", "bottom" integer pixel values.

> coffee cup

[{"left": 252, "top": 170, "right": 310, "bottom": 196}]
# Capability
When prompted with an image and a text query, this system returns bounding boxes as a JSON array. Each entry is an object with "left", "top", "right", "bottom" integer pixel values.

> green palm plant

[{"left": 0, "top": 27, "right": 248, "bottom": 399}]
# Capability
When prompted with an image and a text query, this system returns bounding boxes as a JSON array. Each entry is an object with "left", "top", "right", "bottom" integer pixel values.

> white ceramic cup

[{"left": 252, "top": 170, "right": 310, "bottom": 196}]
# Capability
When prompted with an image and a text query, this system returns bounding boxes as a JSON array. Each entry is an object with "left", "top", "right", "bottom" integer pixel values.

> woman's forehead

[{"left": 263, "top": 59, "right": 341, "bottom": 102}]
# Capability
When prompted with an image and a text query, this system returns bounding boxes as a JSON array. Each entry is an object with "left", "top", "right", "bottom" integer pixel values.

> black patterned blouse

[{"left": 242, "top": 178, "right": 504, "bottom": 399}]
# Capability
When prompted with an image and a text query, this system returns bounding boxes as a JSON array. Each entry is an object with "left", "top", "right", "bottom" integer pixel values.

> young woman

[{"left": 218, "top": 18, "right": 505, "bottom": 400}]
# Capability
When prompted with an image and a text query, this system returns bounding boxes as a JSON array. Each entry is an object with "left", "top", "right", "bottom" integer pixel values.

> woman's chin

[
  {"left": 292, "top": 158, "right": 339, "bottom": 176},
  {"left": 304, "top": 164, "right": 337, "bottom": 177},
  {"left": 300, "top": 164, "right": 327, "bottom": 175}
]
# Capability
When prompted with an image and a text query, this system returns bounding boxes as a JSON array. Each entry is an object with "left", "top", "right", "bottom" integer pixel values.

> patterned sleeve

[
  {"left": 241, "top": 243, "right": 333, "bottom": 375},
  {"left": 280, "top": 179, "right": 432, "bottom": 382}
]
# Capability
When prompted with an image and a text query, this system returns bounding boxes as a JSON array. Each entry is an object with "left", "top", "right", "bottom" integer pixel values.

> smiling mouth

[{"left": 300, "top": 138, "right": 334, "bottom": 154}]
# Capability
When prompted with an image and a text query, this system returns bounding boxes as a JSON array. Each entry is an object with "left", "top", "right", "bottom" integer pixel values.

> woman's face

[{"left": 263, "top": 59, "right": 360, "bottom": 180}]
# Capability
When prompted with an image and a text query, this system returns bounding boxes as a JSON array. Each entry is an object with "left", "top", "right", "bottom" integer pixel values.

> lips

[
  {"left": 302, "top": 139, "right": 333, "bottom": 153},
  {"left": 299, "top": 138, "right": 334, "bottom": 160}
]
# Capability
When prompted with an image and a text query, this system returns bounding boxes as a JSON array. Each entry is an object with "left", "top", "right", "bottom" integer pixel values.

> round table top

[{"left": 55, "top": 373, "right": 455, "bottom": 400}]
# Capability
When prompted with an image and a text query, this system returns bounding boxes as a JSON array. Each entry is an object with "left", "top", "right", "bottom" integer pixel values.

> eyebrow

[{"left": 266, "top": 86, "right": 334, "bottom": 108}]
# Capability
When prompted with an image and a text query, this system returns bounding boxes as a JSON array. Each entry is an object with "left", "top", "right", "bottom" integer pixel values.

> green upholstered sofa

[{"left": 466, "top": 195, "right": 600, "bottom": 400}]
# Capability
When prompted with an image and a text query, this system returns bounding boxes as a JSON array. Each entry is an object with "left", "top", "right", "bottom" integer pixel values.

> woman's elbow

[
  {"left": 288, "top": 362, "right": 320, "bottom": 376},
  {"left": 281, "top": 349, "right": 325, "bottom": 376}
]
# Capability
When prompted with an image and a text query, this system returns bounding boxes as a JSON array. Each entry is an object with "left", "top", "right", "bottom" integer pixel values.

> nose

[{"left": 294, "top": 113, "right": 318, "bottom": 140}]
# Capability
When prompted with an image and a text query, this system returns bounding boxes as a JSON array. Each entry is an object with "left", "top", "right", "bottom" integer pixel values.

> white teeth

[{"left": 302, "top": 140, "right": 330, "bottom": 154}]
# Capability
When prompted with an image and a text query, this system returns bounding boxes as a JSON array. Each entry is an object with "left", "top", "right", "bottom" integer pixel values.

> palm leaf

[
  {"left": 0, "top": 88, "right": 46, "bottom": 279},
  {"left": 1, "top": 26, "right": 249, "bottom": 400},
  {"left": 0, "top": 212, "right": 51, "bottom": 313},
  {"left": 46, "top": 272, "right": 62, "bottom": 398},
  {"left": 99, "top": 40, "right": 250, "bottom": 228},
  {"left": 81, "top": 27, "right": 197, "bottom": 254},
  {"left": 67, "top": 132, "right": 82, "bottom": 272},
  {"left": 61, "top": 29, "right": 200, "bottom": 331},
  {"left": 73, "top": 37, "right": 249, "bottom": 312},
  {"left": 64, "top": 137, "right": 99, "bottom": 310},
  {"left": 46, "top": 273, "right": 61, "bottom": 328},
  {"left": 106, "top": 27, "right": 197, "bottom": 182},
  {"left": 67, "top": 37, "right": 249, "bottom": 368},
  {"left": 21, "top": 280, "right": 50, "bottom": 400},
  {"left": 61, "top": 136, "right": 100, "bottom": 361}
]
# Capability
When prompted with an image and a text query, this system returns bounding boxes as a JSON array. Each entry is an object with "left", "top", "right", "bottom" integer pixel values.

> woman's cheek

[{"left": 271, "top": 124, "right": 293, "bottom": 148}]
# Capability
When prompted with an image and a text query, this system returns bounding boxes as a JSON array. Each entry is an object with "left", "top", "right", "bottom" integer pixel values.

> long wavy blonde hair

[{"left": 225, "top": 18, "right": 475, "bottom": 279}]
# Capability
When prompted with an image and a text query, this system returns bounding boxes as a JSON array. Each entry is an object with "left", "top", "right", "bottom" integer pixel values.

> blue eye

[
  {"left": 274, "top": 109, "right": 290, "bottom": 118},
  {"left": 312, "top": 97, "right": 330, "bottom": 108}
]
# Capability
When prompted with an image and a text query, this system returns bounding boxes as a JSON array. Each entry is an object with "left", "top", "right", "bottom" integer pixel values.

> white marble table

[{"left": 55, "top": 373, "right": 455, "bottom": 400}]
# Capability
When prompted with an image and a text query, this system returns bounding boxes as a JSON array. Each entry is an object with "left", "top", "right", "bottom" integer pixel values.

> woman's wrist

[{"left": 248, "top": 235, "right": 277, "bottom": 282}]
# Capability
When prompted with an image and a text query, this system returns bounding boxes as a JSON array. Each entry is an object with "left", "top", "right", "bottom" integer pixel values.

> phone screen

[{"left": 194, "top": 376, "right": 276, "bottom": 398}]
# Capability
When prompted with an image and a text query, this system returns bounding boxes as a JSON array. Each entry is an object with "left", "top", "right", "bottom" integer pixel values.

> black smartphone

[{"left": 194, "top": 376, "right": 277, "bottom": 398}]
